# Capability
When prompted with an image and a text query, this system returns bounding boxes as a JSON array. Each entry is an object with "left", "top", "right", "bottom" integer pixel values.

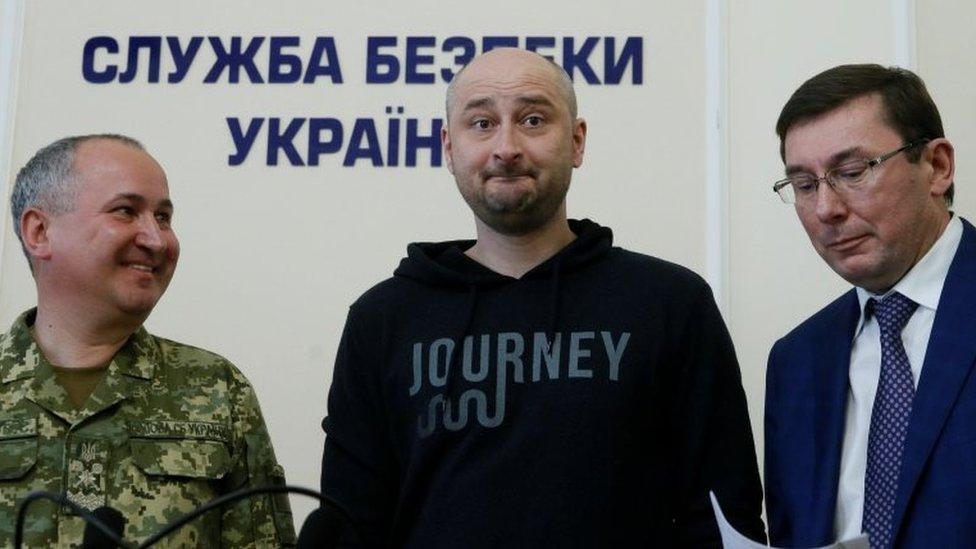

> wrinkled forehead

[
  {"left": 459, "top": 72, "right": 562, "bottom": 104},
  {"left": 448, "top": 50, "right": 573, "bottom": 117}
]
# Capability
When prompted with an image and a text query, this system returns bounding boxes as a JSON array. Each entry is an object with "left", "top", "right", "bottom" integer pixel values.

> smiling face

[
  {"left": 39, "top": 139, "right": 179, "bottom": 319},
  {"left": 783, "top": 93, "right": 951, "bottom": 292},
  {"left": 442, "top": 48, "right": 586, "bottom": 236}
]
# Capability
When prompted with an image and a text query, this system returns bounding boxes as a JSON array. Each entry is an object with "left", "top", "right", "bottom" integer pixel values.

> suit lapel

[
  {"left": 811, "top": 290, "right": 861, "bottom": 536},
  {"left": 891, "top": 218, "right": 976, "bottom": 540}
]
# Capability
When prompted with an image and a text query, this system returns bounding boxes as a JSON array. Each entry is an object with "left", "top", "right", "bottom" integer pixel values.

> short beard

[{"left": 460, "top": 178, "right": 570, "bottom": 236}]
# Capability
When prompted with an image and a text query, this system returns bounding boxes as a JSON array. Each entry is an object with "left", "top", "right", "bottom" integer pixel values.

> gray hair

[
  {"left": 11, "top": 133, "right": 144, "bottom": 261},
  {"left": 445, "top": 53, "right": 578, "bottom": 121}
]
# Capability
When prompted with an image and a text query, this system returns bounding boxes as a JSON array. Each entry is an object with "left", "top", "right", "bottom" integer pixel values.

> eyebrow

[
  {"left": 109, "top": 192, "right": 174, "bottom": 210},
  {"left": 784, "top": 146, "right": 865, "bottom": 176},
  {"left": 513, "top": 94, "right": 557, "bottom": 109},
  {"left": 460, "top": 97, "right": 494, "bottom": 114},
  {"left": 460, "top": 94, "right": 557, "bottom": 115}
]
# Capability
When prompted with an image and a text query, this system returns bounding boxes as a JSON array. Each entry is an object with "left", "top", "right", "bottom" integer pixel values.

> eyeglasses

[{"left": 772, "top": 139, "right": 930, "bottom": 205}]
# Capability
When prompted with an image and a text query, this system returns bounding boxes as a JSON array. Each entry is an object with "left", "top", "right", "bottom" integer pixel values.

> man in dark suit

[{"left": 765, "top": 64, "right": 974, "bottom": 549}]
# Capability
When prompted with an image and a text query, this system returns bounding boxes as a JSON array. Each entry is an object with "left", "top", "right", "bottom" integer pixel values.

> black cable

[
  {"left": 137, "top": 484, "right": 354, "bottom": 547},
  {"left": 14, "top": 491, "right": 133, "bottom": 549},
  {"left": 15, "top": 485, "right": 357, "bottom": 547}
]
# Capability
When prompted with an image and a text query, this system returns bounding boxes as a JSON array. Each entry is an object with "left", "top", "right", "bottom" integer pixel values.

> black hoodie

[{"left": 322, "top": 219, "right": 765, "bottom": 547}]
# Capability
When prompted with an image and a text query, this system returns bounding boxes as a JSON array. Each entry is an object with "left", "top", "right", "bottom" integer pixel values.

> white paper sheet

[{"left": 709, "top": 492, "right": 870, "bottom": 549}]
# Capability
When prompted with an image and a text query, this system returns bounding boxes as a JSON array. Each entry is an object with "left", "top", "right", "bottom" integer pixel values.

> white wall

[{"left": 2, "top": 0, "right": 974, "bottom": 531}]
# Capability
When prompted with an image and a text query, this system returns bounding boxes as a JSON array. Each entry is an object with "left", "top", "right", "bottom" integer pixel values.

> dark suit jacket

[{"left": 765, "top": 217, "right": 976, "bottom": 548}]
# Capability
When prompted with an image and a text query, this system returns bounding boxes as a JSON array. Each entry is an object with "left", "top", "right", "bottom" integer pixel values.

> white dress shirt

[{"left": 834, "top": 214, "right": 963, "bottom": 540}]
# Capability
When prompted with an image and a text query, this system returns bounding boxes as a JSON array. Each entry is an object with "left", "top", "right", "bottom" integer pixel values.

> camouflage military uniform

[{"left": 0, "top": 310, "right": 296, "bottom": 547}]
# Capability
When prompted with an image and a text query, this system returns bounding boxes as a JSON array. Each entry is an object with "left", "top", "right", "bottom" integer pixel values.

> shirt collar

[
  {"left": 854, "top": 214, "right": 962, "bottom": 336},
  {"left": 0, "top": 310, "right": 42, "bottom": 384},
  {"left": 0, "top": 309, "right": 158, "bottom": 383}
]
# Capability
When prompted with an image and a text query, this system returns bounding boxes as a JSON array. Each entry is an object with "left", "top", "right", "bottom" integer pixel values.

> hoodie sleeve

[
  {"left": 669, "top": 283, "right": 767, "bottom": 546},
  {"left": 321, "top": 305, "right": 398, "bottom": 547}
]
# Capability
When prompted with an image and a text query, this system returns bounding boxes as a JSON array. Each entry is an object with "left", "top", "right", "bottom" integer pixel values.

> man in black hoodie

[{"left": 321, "top": 48, "right": 764, "bottom": 547}]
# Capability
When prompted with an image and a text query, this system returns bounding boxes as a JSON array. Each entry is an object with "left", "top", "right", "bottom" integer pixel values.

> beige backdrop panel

[{"left": 0, "top": 0, "right": 706, "bottom": 529}]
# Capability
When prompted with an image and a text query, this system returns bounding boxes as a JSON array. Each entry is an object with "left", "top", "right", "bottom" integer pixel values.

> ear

[
  {"left": 441, "top": 125, "right": 454, "bottom": 174},
  {"left": 925, "top": 137, "right": 954, "bottom": 198},
  {"left": 571, "top": 118, "right": 587, "bottom": 168},
  {"left": 20, "top": 208, "right": 54, "bottom": 262}
]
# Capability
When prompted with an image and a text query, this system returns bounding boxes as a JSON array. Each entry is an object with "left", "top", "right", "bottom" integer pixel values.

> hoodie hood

[
  {"left": 393, "top": 218, "right": 613, "bottom": 287},
  {"left": 391, "top": 219, "right": 615, "bottom": 373}
]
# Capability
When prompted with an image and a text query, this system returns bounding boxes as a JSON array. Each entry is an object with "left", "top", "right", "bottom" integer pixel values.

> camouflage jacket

[{"left": 0, "top": 310, "right": 296, "bottom": 547}]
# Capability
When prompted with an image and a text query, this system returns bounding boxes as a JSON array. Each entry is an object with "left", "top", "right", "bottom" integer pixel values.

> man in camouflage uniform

[{"left": 0, "top": 135, "right": 296, "bottom": 546}]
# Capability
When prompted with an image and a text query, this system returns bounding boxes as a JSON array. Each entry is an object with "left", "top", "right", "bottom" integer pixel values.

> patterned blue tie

[{"left": 862, "top": 292, "right": 919, "bottom": 549}]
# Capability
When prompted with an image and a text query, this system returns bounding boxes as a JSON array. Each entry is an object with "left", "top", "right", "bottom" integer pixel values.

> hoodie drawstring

[{"left": 547, "top": 258, "right": 564, "bottom": 348}]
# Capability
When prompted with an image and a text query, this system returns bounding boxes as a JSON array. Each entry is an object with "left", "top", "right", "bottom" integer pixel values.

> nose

[
  {"left": 813, "top": 180, "right": 849, "bottom": 223},
  {"left": 492, "top": 122, "right": 522, "bottom": 164},
  {"left": 134, "top": 214, "right": 167, "bottom": 253}
]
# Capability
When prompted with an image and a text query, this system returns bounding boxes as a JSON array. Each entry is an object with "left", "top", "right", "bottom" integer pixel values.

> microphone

[
  {"left": 14, "top": 491, "right": 132, "bottom": 549},
  {"left": 137, "top": 485, "right": 356, "bottom": 548},
  {"left": 297, "top": 503, "right": 347, "bottom": 549},
  {"left": 82, "top": 506, "right": 127, "bottom": 548}
]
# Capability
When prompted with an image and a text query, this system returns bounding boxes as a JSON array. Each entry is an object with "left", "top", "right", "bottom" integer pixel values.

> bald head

[{"left": 445, "top": 48, "right": 578, "bottom": 122}]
